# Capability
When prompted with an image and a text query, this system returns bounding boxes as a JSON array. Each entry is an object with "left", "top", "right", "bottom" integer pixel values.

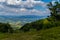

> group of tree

[{"left": 0, "top": 23, "right": 13, "bottom": 33}]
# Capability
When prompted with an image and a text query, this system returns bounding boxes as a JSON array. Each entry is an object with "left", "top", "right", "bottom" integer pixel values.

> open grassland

[{"left": 0, "top": 26, "right": 60, "bottom": 40}]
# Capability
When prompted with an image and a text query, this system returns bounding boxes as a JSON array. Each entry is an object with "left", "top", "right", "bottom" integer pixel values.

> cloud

[
  {"left": 0, "top": 0, "right": 50, "bottom": 16},
  {"left": 0, "top": 0, "right": 5, "bottom": 2},
  {"left": 0, "top": 7, "right": 50, "bottom": 16},
  {"left": 0, "top": 0, "right": 47, "bottom": 8}
]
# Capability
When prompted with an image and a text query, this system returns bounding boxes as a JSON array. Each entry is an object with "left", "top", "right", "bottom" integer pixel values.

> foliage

[
  {"left": 0, "top": 23, "right": 13, "bottom": 33},
  {"left": 0, "top": 26, "right": 60, "bottom": 40},
  {"left": 47, "top": 2, "right": 60, "bottom": 20},
  {"left": 20, "top": 18, "right": 60, "bottom": 32}
]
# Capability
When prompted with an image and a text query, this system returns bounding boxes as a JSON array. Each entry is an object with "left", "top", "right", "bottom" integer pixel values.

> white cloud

[
  {"left": 0, "top": 0, "right": 50, "bottom": 16},
  {"left": 0, "top": 0, "right": 47, "bottom": 7},
  {"left": 0, "top": 0, "right": 5, "bottom": 2}
]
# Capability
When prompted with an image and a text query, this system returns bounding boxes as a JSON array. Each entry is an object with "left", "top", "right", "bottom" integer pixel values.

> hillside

[
  {"left": 0, "top": 26, "right": 60, "bottom": 40},
  {"left": 20, "top": 17, "right": 60, "bottom": 31}
]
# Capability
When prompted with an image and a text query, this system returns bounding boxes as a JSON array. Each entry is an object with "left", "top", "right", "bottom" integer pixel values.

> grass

[{"left": 0, "top": 26, "right": 60, "bottom": 40}]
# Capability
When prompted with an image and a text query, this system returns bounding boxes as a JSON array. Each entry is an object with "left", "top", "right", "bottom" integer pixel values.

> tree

[
  {"left": 0, "top": 23, "right": 13, "bottom": 33},
  {"left": 47, "top": 2, "right": 60, "bottom": 20}
]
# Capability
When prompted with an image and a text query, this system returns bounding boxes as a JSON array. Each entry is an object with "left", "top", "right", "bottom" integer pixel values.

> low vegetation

[{"left": 0, "top": 26, "right": 60, "bottom": 40}]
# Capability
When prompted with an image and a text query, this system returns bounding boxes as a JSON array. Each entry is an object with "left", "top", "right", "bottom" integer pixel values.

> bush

[
  {"left": 0, "top": 23, "right": 13, "bottom": 33},
  {"left": 20, "top": 23, "right": 31, "bottom": 32}
]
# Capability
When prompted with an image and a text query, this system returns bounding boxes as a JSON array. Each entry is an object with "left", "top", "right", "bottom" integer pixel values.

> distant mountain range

[{"left": 0, "top": 15, "right": 48, "bottom": 24}]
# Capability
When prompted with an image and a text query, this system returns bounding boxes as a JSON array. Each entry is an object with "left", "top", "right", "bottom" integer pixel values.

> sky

[{"left": 0, "top": 0, "right": 59, "bottom": 16}]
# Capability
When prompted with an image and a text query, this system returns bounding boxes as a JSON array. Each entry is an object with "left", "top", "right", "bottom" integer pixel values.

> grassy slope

[{"left": 0, "top": 26, "right": 60, "bottom": 40}]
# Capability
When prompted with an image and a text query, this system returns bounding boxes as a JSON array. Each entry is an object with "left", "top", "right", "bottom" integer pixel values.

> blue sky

[
  {"left": 0, "top": 0, "right": 58, "bottom": 16},
  {"left": 42, "top": 0, "right": 52, "bottom": 2}
]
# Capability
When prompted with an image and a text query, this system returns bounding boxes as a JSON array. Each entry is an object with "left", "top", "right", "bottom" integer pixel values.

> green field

[{"left": 0, "top": 26, "right": 60, "bottom": 40}]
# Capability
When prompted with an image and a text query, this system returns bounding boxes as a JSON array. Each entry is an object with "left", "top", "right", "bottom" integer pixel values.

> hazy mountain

[{"left": 0, "top": 15, "right": 47, "bottom": 24}]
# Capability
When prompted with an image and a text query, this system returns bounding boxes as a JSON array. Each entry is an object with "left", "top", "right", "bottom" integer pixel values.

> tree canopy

[
  {"left": 0, "top": 23, "right": 13, "bottom": 33},
  {"left": 47, "top": 2, "right": 60, "bottom": 20}
]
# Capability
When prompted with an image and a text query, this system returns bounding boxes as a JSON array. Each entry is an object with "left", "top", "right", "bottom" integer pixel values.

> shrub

[{"left": 0, "top": 23, "right": 13, "bottom": 33}]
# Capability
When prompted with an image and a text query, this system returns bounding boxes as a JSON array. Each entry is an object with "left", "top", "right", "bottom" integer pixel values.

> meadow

[{"left": 0, "top": 26, "right": 60, "bottom": 40}]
